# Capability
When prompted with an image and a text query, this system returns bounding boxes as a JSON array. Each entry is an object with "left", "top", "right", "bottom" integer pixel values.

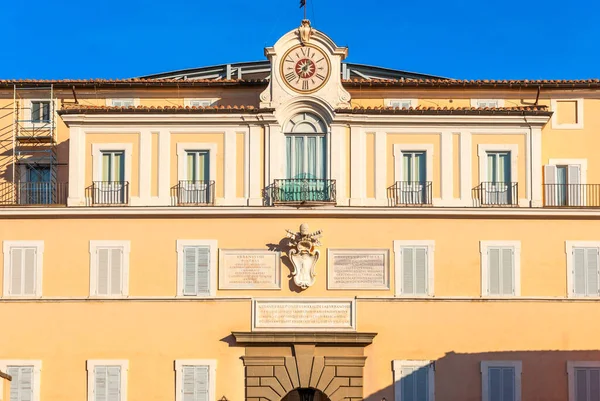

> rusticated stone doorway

[
  {"left": 282, "top": 388, "right": 330, "bottom": 401},
  {"left": 232, "top": 332, "right": 377, "bottom": 401}
]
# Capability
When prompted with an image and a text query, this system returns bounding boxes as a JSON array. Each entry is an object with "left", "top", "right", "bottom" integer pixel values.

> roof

[
  {"left": 335, "top": 105, "right": 552, "bottom": 116},
  {"left": 342, "top": 78, "right": 600, "bottom": 89},
  {"left": 57, "top": 105, "right": 551, "bottom": 117}
]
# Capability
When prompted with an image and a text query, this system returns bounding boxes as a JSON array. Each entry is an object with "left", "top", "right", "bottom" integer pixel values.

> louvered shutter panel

[
  {"left": 194, "top": 366, "right": 209, "bottom": 401},
  {"left": 97, "top": 249, "right": 110, "bottom": 295},
  {"left": 586, "top": 248, "right": 599, "bottom": 296},
  {"left": 575, "top": 368, "right": 588, "bottom": 401},
  {"left": 107, "top": 367, "right": 121, "bottom": 401},
  {"left": 196, "top": 247, "right": 210, "bottom": 295},
  {"left": 182, "top": 366, "right": 196, "bottom": 401},
  {"left": 401, "top": 366, "right": 415, "bottom": 401},
  {"left": 414, "top": 248, "right": 427, "bottom": 295},
  {"left": 8, "top": 367, "right": 19, "bottom": 401},
  {"left": 489, "top": 367, "right": 502, "bottom": 401},
  {"left": 590, "top": 369, "right": 600, "bottom": 401},
  {"left": 402, "top": 248, "right": 414, "bottom": 294},
  {"left": 183, "top": 247, "right": 198, "bottom": 295},
  {"left": 110, "top": 248, "right": 123, "bottom": 295},
  {"left": 415, "top": 366, "right": 429, "bottom": 401},
  {"left": 501, "top": 367, "right": 515, "bottom": 401},
  {"left": 23, "top": 248, "right": 36, "bottom": 295},
  {"left": 31, "top": 102, "right": 40, "bottom": 122},
  {"left": 501, "top": 248, "right": 514, "bottom": 295},
  {"left": 544, "top": 165, "right": 557, "bottom": 206},
  {"left": 95, "top": 367, "right": 107, "bottom": 401},
  {"left": 573, "top": 248, "right": 587, "bottom": 296},
  {"left": 568, "top": 165, "right": 582, "bottom": 206},
  {"left": 10, "top": 248, "right": 23, "bottom": 295},
  {"left": 488, "top": 248, "right": 501, "bottom": 295}
]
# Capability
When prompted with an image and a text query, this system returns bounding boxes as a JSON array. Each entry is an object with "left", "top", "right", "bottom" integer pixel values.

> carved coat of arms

[{"left": 285, "top": 224, "right": 322, "bottom": 289}]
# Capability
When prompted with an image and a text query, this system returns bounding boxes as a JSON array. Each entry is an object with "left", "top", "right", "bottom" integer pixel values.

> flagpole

[{"left": 304, "top": 0, "right": 307, "bottom": 20}]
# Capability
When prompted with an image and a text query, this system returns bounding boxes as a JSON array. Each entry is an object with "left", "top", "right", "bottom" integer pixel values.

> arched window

[{"left": 284, "top": 113, "right": 327, "bottom": 179}]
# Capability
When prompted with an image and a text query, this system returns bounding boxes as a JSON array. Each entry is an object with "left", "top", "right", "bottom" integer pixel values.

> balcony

[
  {"left": 0, "top": 182, "right": 68, "bottom": 206},
  {"left": 265, "top": 178, "right": 336, "bottom": 206},
  {"left": 472, "top": 182, "right": 518, "bottom": 207},
  {"left": 388, "top": 181, "right": 432, "bottom": 206},
  {"left": 87, "top": 181, "right": 129, "bottom": 205},
  {"left": 544, "top": 184, "right": 600, "bottom": 207},
  {"left": 172, "top": 180, "right": 215, "bottom": 206}
]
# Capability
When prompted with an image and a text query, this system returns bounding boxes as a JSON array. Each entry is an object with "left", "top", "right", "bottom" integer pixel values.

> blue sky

[{"left": 2, "top": 0, "right": 598, "bottom": 80}]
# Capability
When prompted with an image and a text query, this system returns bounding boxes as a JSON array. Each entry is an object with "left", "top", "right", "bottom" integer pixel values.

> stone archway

[
  {"left": 233, "top": 332, "right": 376, "bottom": 401},
  {"left": 282, "top": 388, "right": 330, "bottom": 401}
]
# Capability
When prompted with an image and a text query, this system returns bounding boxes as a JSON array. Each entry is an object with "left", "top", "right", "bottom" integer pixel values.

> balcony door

[
  {"left": 22, "top": 165, "right": 51, "bottom": 205},
  {"left": 545, "top": 164, "right": 581, "bottom": 206},
  {"left": 283, "top": 113, "right": 329, "bottom": 201},
  {"left": 184, "top": 150, "right": 210, "bottom": 203},
  {"left": 486, "top": 152, "right": 512, "bottom": 204},
  {"left": 400, "top": 151, "right": 427, "bottom": 204},
  {"left": 100, "top": 151, "right": 125, "bottom": 203}
]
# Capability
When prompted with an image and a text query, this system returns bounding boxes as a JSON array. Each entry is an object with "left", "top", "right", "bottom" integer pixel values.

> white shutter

[
  {"left": 488, "top": 367, "right": 515, "bottom": 401},
  {"left": 488, "top": 248, "right": 501, "bottom": 295},
  {"left": 10, "top": 248, "right": 23, "bottom": 295},
  {"left": 501, "top": 367, "right": 516, "bottom": 401},
  {"left": 400, "top": 366, "right": 416, "bottom": 401},
  {"left": 110, "top": 249, "right": 123, "bottom": 295},
  {"left": 95, "top": 366, "right": 107, "bottom": 401},
  {"left": 97, "top": 249, "right": 110, "bottom": 295},
  {"left": 182, "top": 366, "right": 209, "bottom": 401},
  {"left": 586, "top": 248, "right": 599, "bottom": 296},
  {"left": 501, "top": 248, "right": 514, "bottom": 295},
  {"left": 107, "top": 367, "right": 121, "bottom": 401},
  {"left": 7, "top": 366, "right": 34, "bottom": 401},
  {"left": 183, "top": 246, "right": 210, "bottom": 296},
  {"left": 568, "top": 165, "right": 582, "bottom": 206},
  {"left": 23, "top": 248, "right": 36, "bottom": 295},
  {"left": 402, "top": 248, "right": 414, "bottom": 294},
  {"left": 573, "top": 248, "right": 587, "bottom": 296},
  {"left": 196, "top": 247, "right": 210, "bottom": 295},
  {"left": 400, "top": 364, "right": 429, "bottom": 401},
  {"left": 544, "top": 165, "right": 557, "bottom": 206},
  {"left": 183, "top": 247, "right": 197, "bottom": 295},
  {"left": 414, "top": 248, "right": 428, "bottom": 295}
]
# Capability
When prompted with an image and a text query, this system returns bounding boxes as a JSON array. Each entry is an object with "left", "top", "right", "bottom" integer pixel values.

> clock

[{"left": 280, "top": 44, "right": 331, "bottom": 94}]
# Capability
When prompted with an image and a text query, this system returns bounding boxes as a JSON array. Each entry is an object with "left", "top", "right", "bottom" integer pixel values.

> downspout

[{"left": 522, "top": 85, "right": 541, "bottom": 207}]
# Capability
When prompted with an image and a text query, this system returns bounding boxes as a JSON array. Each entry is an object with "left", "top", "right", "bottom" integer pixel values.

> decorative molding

[
  {"left": 232, "top": 331, "right": 376, "bottom": 345},
  {"left": 565, "top": 241, "right": 600, "bottom": 298},
  {"left": 175, "top": 143, "right": 218, "bottom": 182},
  {"left": 551, "top": 98, "right": 584, "bottom": 129},
  {"left": 393, "top": 143, "right": 435, "bottom": 184}
]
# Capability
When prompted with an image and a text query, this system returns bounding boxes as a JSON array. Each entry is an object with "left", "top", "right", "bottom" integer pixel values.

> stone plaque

[
  {"left": 219, "top": 250, "right": 281, "bottom": 289},
  {"left": 327, "top": 249, "right": 390, "bottom": 290},
  {"left": 252, "top": 299, "right": 356, "bottom": 331}
]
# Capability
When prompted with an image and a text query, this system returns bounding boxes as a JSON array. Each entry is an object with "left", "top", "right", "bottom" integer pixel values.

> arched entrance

[
  {"left": 233, "top": 332, "right": 376, "bottom": 401},
  {"left": 282, "top": 388, "right": 330, "bottom": 401}
]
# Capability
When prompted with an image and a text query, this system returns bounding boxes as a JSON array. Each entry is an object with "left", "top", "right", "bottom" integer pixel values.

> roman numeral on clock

[
  {"left": 285, "top": 72, "right": 296, "bottom": 82},
  {"left": 302, "top": 81, "right": 309, "bottom": 91},
  {"left": 316, "top": 73, "right": 326, "bottom": 81}
]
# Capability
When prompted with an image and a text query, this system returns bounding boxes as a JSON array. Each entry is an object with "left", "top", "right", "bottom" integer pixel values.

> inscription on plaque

[
  {"left": 219, "top": 250, "right": 281, "bottom": 289},
  {"left": 327, "top": 249, "right": 390, "bottom": 290},
  {"left": 253, "top": 299, "right": 355, "bottom": 331}
]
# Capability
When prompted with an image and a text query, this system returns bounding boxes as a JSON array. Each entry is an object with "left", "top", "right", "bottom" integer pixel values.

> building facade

[{"left": 1, "top": 21, "right": 600, "bottom": 401}]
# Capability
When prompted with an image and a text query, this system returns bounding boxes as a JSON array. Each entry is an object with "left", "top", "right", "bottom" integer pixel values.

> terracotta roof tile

[
  {"left": 342, "top": 78, "right": 600, "bottom": 88},
  {"left": 57, "top": 104, "right": 272, "bottom": 115},
  {"left": 335, "top": 105, "right": 552, "bottom": 116}
]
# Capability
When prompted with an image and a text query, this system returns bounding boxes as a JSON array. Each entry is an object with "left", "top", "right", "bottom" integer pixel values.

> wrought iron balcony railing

[
  {"left": 544, "top": 184, "right": 600, "bottom": 207},
  {"left": 87, "top": 181, "right": 129, "bottom": 205},
  {"left": 472, "top": 182, "right": 518, "bottom": 206},
  {"left": 265, "top": 178, "right": 336, "bottom": 206},
  {"left": 388, "top": 181, "right": 432, "bottom": 206},
  {"left": 0, "top": 182, "right": 68, "bottom": 206},
  {"left": 172, "top": 180, "right": 215, "bottom": 206}
]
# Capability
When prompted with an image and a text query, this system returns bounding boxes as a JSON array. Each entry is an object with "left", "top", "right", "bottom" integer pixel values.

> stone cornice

[{"left": 232, "top": 331, "right": 377, "bottom": 345}]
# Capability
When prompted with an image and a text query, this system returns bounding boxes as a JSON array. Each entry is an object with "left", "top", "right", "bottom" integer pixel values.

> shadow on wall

[{"left": 364, "top": 350, "right": 600, "bottom": 401}]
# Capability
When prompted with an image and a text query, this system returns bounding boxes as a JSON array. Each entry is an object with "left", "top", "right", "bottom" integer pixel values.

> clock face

[{"left": 280, "top": 45, "right": 331, "bottom": 94}]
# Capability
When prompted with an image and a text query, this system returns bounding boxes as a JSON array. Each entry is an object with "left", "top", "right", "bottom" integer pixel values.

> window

[
  {"left": 392, "top": 360, "right": 434, "bottom": 401},
  {"left": 21, "top": 165, "right": 53, "bottom": 205},
  {"left": 481, "top": 361, "right": 522, "bottom": 401},
  {"left": 471, "top": 99, "right": 504, "bottom": 108},
  {"left": 551, "top": 98, "right": 584, "bottom": 129},
  {"left": 0, "top": 361, "right": 42, "bottom": 401},
  {"left": 87, "top": 360, "right": 128, "bottom": 401},
  {"left": 89, "top": 241, "right": 130, "bottom": 297},
  {"left": 108, "top": 99, "right": 136, "bottom": 107},
  {"left": 387, "top": 99, "right": 417, "bottom": 109},
  {"left": 175, "top": 360, "right": 217, "bottom": 401},
  {"left": 176, "top": 240, "right": 217, "bottom": 297},
  {"left": 566, "top": 242, "right": 600, "bottom": 297},
  {"left": 544, "top": 160, "right": 587, "bottom": 207},
  {"left": 568, "top": 362, "right": 600, "bottom": 401},
  {"left": 480, "top": 241, "right": 520, "bottom": 296},
  {"left": 31, "top": 101, "right": 51, "bottom": 123},
  {"left": 394, "top": 241, "right": 435, "bottom": 297},
  {"left": 284, "top": 113, "right": 328, "bottom": 180},
  {"left": 477, "top": 145, "right": 519, "bottom": 206},
  {"left": 185, "top": 99, "right": 217, "bottom": 108},
  {"left": 2, "top": 241, "right": 44, "bottom": 297},
  {"left": 92, "top": 144, "right": 132, "bottom": 205}
]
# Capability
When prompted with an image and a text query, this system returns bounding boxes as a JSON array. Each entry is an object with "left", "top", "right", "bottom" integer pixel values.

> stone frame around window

[
  {"left": 175, "top": 240, "right": 218, "bottom": 297},
  {"left": 2, "top": 240, "right": 44, "bottom": 298},
  {"left": 86, "top": 360, "right": 129, "bottom": 401},
  {"left": 479, "top": 240, "right": 521, "bottom": 297},
  {"left": 88, "top": 240, "right": 131, "bottom": 298},
  {"left": 174, "top": 359, "right": 217, "bottom": 401},
  {"left": 0, "top": 360, "right": 42, "bottom": 401}
]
